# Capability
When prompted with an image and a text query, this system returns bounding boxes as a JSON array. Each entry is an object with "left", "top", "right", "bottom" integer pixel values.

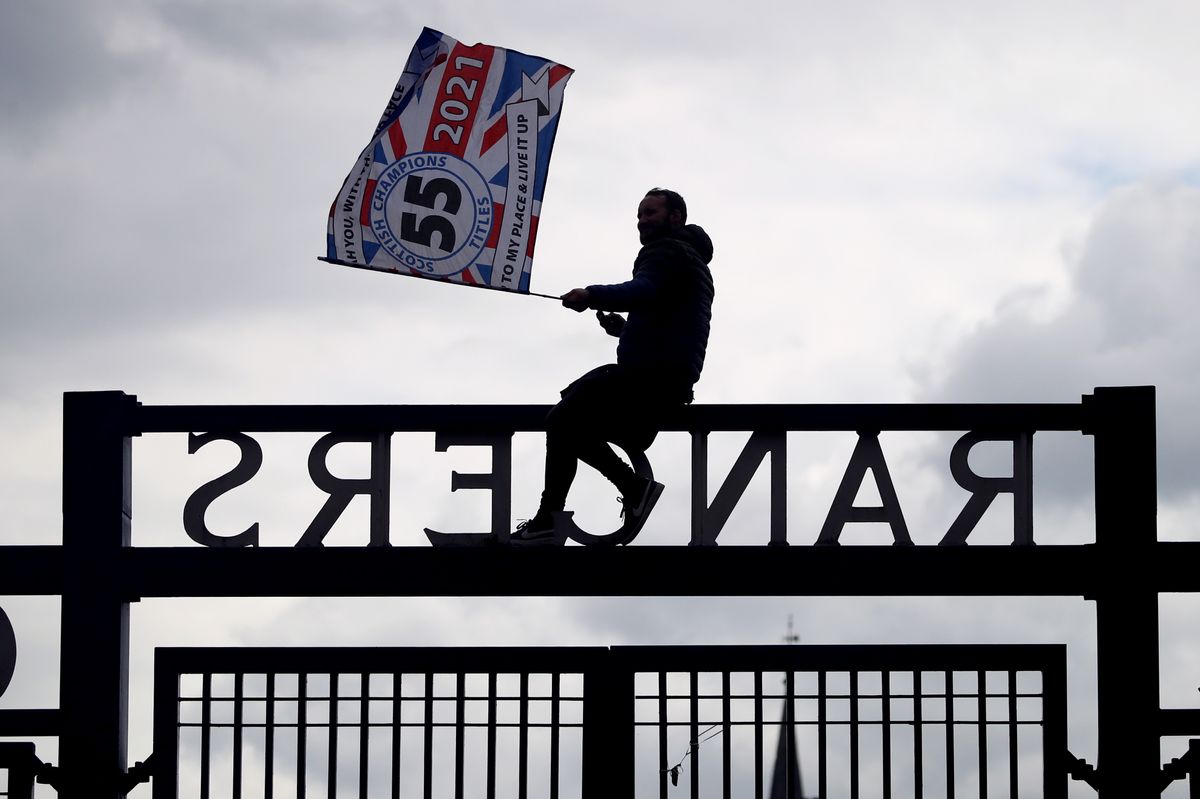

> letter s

[{"left": 183, "top": 432, "right": 263, "bottom": 547}]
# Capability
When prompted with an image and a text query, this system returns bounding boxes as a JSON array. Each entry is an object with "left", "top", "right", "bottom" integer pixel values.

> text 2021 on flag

[{"left": 325, "top": 28, "right": 573, "bottom": 295}]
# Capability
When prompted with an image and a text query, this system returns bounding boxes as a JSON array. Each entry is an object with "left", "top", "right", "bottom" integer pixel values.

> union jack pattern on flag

[{"left": 325, "top": 28, "right": 573, "bottom": 294}]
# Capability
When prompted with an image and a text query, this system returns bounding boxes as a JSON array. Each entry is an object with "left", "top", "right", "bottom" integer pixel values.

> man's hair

[{"left": 646, "top": 188, "right": 687, "bottom": 224}]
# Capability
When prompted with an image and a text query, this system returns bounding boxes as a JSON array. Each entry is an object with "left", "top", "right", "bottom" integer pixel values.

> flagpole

[{"left": 318, "top": 257, "right": 562, "bottom": 300}]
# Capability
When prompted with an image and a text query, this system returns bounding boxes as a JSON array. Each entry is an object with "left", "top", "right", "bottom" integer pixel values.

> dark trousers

[{"left": 539, "top": 364, "right": 684, "bottom": 513}]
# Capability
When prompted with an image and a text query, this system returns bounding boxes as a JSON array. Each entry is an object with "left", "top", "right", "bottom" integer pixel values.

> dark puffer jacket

[{"left": 585, "top": 224, "right": 715, "bottom": 392}]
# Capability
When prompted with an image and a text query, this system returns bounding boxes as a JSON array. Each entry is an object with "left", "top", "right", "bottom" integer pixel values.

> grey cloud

[
  {"left": 0, "top": 4, "right": 157, "bottom": 145},
  {"left": 152, "top": 0, "right": 410, "bottom": 63},
  {"left": 918, "top": 180, "right": 1200, "bottom": 505}
]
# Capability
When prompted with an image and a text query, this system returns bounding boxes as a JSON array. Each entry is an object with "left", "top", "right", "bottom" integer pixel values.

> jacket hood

[{"left": 673, "top": 224, "right": 713, "bottom": 264}]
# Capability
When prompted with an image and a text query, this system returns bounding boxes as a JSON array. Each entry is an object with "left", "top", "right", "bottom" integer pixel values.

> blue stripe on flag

[
  {"left": 362, "top": 240, "right": 381, "bottom": 264},
  {"left": 488, "top": 52, "right": 552, "bottom": 118},
  {"left": 533, "top": 113, "right": 562, "bottom": 200},
  {"left": 326, "top": 233, "right": 336, "bottom": 259},
  {"left": 373, "top": 141, "right": 388, "bottom": 165}
]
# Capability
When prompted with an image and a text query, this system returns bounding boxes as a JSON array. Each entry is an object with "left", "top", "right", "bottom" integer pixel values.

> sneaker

[
  {"left": 511, "top": 513, "right": 557, "bottom": 545},
  {"left": 619, "top": 478, "right": 665, "bottom": 537}
]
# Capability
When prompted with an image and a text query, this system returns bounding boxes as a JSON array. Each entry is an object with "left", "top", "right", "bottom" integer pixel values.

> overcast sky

[{"left": 2, "top": 1, "right": 1199, "bottom": 796}]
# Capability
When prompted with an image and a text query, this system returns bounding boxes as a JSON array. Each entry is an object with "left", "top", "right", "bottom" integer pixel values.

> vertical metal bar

[
  {"left": 914, "top": 671, "right": 923, "bottom": 799},
  {"left": 551, "top": 672, "right": 561, "bottom": 799},
  {"left": 1042, "top": 654, "right": 1069, "bottom": 799},
  {"left": 391, "top": 673, "right": 401, "bottom": 799},
  {"left": 690, "top": 430, "right": 708, "bottom": 544},
  {"left": 850, "top": 670, "right": 860, "bottom": 799},
  {"left": 359, "top": 673, "right": 370, "bottom": 799},
  {"left": 200, "top": 673, "right": 212, "bottom": 799},
  {"left": 151, "top": 656, "right": 181, "bottom": 799},
  {"left": 818, "top": 670, "right": 827, "bottom": 799},
  {"left": 59, "top": 391, "right": 134, "bottom": 799},
  {"left": 424, "top": 672, "right": 433, "bottom": 799},
  {"left": 455, "top": 672, "right": 465, "bottom": 799},
  {"left": 690, "top": 671, "right": 699, "bottom": 799},
  {"left": 722, "top": 671, "right": 731, "bottom": 799},
  {"left": 5, "top": 744, "right": 35, "bottom": 799},
  {"left": 297, "top": 674, "right": 308, "bottom": 799},
  {"left": 519, "top": 672, "right": 529, "bottom": 799},
  {"left": 329, "top": 674, "right": 339, "bottom": 799},
  {"left": 753, "top": 671, "right": 763, "bottom": 799},
  {"left": 487, "top": 673, "right": 497, "bottom": 799},
  {"left": 582, "top": 652, "right": 633, "bottom": 799},
  {"left": 1007, "top": 671, "right": 1017, "bottom": 799},
  {"left": 0, "top": 744, "right": 36, "bottom": 799},
  {"left": 233, "top": 673, "right": 244, "bottom": 799},
  {"left": 882, "top": 671, "right": 892, "bottom": 799},
  {"left": 946, "top": 670, "right": 955, "bottom": 799},
  {"left": 977, "top": 670, "right": 986, "bottom": 799},
  {"left": 265, "top": 673, "right": 275, "bottom": 799},
  {"left": 1087, "top": 386, "right": 1159, "bottom": 799},
  {"left": 659, "top": 671, "right": 669, "bottom": 799},
  {"left": 1188, "top": 739, "right": 1199, "bottom": 799}
]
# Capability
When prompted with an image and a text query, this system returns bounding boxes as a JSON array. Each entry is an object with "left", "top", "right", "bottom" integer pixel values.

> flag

[{"left": 325, "top": 27, "right": 573, "bottom": 294}]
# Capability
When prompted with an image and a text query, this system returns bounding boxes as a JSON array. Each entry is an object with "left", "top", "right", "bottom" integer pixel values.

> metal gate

[{"left": 151, "top": 644, "right": 1066, "bottom": 799}]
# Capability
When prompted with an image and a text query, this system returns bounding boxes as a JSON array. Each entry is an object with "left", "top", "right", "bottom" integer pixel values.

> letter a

[{"left": 817, "top": 432, "right": 913, "bottom": 546}]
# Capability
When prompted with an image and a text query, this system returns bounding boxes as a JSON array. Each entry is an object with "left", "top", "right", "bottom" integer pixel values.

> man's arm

[{"left": 566, "top": 255, "right": 674, "bottom": 314}]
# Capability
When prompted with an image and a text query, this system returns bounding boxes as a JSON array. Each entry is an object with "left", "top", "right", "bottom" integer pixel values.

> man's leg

[
  {"left": 516, "top": 367, "right": 665, "bottom": 541},
  {"left": 513, "top": 384, "right": 600, "bottom": 541}
]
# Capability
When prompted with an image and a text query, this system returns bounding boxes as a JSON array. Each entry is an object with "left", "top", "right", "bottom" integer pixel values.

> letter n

[
  {"left": 691, "top": 430, "right": 787, "bottom": 546},
  {"left": 940, "top": 431, "right": 1033, "bottom": 545},
  {"left": 298, "top": 432, "right": 392, "bottom": 547},
  {"left": 817, "top": 431, "right": 912, "bottom": 545}
]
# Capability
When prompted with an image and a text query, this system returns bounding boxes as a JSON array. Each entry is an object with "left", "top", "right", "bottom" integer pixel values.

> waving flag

[{"left": 325, "top": 28, "right": 573, "bottom": 295}]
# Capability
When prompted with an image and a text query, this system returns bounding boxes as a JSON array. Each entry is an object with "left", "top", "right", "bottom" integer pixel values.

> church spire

[{"left": 769, "top": 615, "right": 812, "bottom": 799}]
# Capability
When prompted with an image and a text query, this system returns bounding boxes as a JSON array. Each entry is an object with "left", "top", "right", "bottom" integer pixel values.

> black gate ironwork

[
  {"left": 1, "top": 387, "right": 1197, "bottom": 796},
  {"left": 0, "top": 743, "right": 40, "bottom": 799},
  {"left": 151, "top": 644, "right": 1067, "bottom": 799}
]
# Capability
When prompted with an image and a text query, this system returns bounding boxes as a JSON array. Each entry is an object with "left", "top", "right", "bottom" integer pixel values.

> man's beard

[{"left": 639, "top": 222, "right": 672, "bottom": 244}]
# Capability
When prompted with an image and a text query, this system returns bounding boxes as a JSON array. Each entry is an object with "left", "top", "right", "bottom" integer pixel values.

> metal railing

[{"left": 152, "top": 644, "right": 1066, "bottom": 799}]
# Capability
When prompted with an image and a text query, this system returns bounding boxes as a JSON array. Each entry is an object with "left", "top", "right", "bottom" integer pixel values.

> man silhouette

[{"left": 513, "top": 188, "right": 714, "bottom": 544}]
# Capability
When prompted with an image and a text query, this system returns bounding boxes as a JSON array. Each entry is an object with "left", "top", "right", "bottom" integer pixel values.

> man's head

[{"left": 638, "top": 188, "right": 687, "bottom": 244}]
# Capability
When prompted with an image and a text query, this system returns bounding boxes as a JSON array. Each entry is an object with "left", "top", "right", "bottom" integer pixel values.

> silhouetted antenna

[{"left": 783, "top": 613, "right": 801, "bottom": 645}]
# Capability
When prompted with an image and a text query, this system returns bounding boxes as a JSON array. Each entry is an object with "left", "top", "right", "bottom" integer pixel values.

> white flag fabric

[{"left": 325, "top": 28, "right": 573, "bottom": 294}]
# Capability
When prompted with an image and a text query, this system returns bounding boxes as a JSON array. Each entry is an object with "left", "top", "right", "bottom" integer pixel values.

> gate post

[
  {"left": 1086, "top": 386, "right": 1158, "bottom": 797},
  {"left": 582, "top": 651, "right": 634, "bottom": 799},
  {"left": 59, "top": 391, "right": 136, "bottom": 798}
]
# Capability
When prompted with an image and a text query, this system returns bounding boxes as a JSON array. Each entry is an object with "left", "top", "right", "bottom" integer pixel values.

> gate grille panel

[
  {"left": 624, "top": 646, "right": 1064, "bottom": 799},
  {"left": 153, "top": 648, "right": 596, "bottom": 799},
  {"left": 153, "top": 645, "right": 1066, "bottom": 799}
]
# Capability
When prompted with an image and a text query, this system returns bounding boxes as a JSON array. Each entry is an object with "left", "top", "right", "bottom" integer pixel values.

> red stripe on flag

[
  {"left": 460, "top": 269, "right": 477, "bottom": 285},
  {"left": 485, "top": 203, "right": 504, "bottom": 249},
  {"left": 526, "top": 216, "right": 540, "bottom": 257},
  {"left": 387, "top": 122, "right": 407, "bottom": 159},
  {"left": 481, "top": 117, "right": 507, "bottom": 154},
  {"left": 423, "top": 43, "right": 495, "bottom": 157},
  {"left": 360, "top": 179, "right": 377, "bottom": 226},
  {"left": 549, "top": 64, "right": 573, "bottom": 86}
]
